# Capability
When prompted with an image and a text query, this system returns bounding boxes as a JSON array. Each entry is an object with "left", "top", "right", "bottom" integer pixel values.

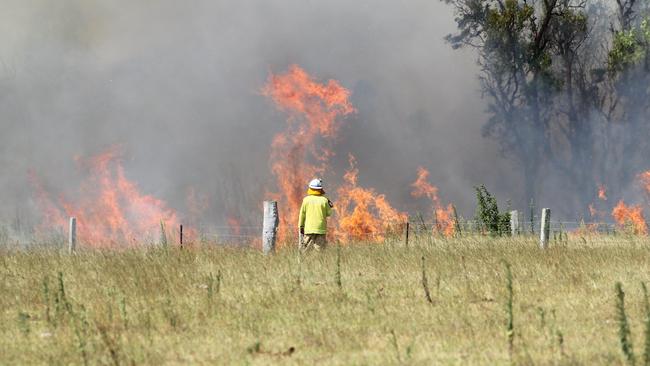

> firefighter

[{"left": 298, "top": 178, "right": 333, "bottom": 252}]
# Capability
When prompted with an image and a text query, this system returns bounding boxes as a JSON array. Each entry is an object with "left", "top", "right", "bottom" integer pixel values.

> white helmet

[{"left": 309, "top": 178, "right": 323, "bottom": 190}]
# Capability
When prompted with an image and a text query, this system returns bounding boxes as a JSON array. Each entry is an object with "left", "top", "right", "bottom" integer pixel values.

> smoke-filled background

[
  {"left": 5, "top": 0, "right": 645, "bottom": 239},
  {"left": 0, "top": 0, "right": 517, "bottom": 232}
]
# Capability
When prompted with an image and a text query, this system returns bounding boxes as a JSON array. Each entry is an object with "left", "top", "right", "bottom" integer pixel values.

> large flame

[
  {"left": 334, "top": 155, "right": 407, "bottom": 241},
  {"left": 410, "top": 167, "right": 455, "bottom": 237},
  {"left": 612, "top": 200, "right": 648, "bottom": 235},
  {"left": 608, "top": 172, "right": 650, "bottom": 235},
  {"left": 31, "top": 148, "right": 179, "bottom": 246},
  {"left": 262, "top": 65, "right": 355, "bottom": 239},
  {"left": 263, "top": 65, "right": 409, "bottom": 243}
]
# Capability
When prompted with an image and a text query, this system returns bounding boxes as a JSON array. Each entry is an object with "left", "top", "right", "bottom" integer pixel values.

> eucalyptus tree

[{"left": 443, "top": 0, "right": 650, "bottom": 215}]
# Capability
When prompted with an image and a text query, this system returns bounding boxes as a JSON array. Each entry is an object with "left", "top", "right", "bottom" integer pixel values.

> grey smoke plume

[{"left": 0, "top": 0, "right": 518, "bottom": 235}]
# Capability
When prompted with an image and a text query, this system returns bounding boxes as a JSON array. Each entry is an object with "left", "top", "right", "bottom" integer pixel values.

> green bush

[{"left": 475, "top": 185, "right": 511, "bottom": 236}]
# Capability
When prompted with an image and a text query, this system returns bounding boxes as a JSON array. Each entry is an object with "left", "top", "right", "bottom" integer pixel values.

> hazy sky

[{"left": 0, "top": 0, "right": 518, "bottom": 229}]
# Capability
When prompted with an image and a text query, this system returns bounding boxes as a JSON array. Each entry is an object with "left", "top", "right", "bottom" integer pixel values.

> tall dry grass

[{"left": 2, "top": 235, "right": 650, "bottom": 365}]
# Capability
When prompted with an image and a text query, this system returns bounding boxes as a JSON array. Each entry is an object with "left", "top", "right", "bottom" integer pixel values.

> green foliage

[
  {"left": 615, "top": 282, "right": 636, "bottom": 365},
  {"left": 17, "top": 312, "right": 30, "bottom": 336},
  {"left": 484, "top": 0, "right": 535, "bottom": 52},
  {"left": 609, "top": 19, "right": 650, "bottom": 73},
  {"left": 335, "top": 243, "right": 342, "bottom": 289},
  {"left": 504, "top": 261, "right": 514, "bottom": 362},
  {"left": 163, "top": 294, "right": 178, "bottom": 328},
  {"left": 443, "top": 0, "right": 650, "bottom": 212},
  {"left": 55, "top": 271, "right": 72, "bottom": 324},
  {"left": 556, "top": 329, "right": 565, "bottom": 358},
  {"left": 73, "top": 306, "right": 90, "bottom": 366},
  {"left": 389, "top": 329, "right": 401, "bottom": 364},
  {"left": 642, "top": 282, "right": 650, "bottom": 366},
  {"left": 206, "top": 270, "right": 221, "bottom": 304},
  {"left": 421, "top": 256, "right": 434, "bottom": 304},
  {"left": 475, "top": 185, "right": 511, "bottom": 236},
  {"left": 42, "top": 276, "right": 51, "bottom": 324},
  {"left": 119, "top": 296, "right": 128, "bottom": 329}
]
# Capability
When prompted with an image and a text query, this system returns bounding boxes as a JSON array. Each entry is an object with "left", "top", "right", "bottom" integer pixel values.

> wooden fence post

[
  {"left": 68, "top": 217, "right": 76, "bottom": 254},
  {"left": 405, "top": 221, "right": 410, "bottom": 247},
  {"left": 540, "top": 208, "right": 550, "bottom": 249},
  {"left": 159, "top": 220, "right": 168, "bottom": 247},
  {"left": 180, "top": 224, "right": 183, "bottom": 249},
  {"left": 262, "top": 201, "right": 279, "bottom": 255},
  {"left": 510, "top": 210, "right": 519, "bottom": 236}
]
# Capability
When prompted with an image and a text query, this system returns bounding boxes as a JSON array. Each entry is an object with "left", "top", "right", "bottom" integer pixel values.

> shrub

[{"left": 475, "top": 185, "right": 511, "bottom": 236}]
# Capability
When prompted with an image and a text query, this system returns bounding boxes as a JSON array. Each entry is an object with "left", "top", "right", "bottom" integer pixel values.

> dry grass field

[{"left": 2, "top": 235, "right": 650, "bottom": 365}]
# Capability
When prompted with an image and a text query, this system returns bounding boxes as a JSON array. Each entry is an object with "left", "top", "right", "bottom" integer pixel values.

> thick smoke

[{"left": 0, "top": 0, "right": 519, "bottom": 237}]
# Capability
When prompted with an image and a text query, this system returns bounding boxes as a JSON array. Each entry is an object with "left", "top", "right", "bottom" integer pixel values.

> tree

[
  {"left": 608, "top": 3, "right": 650, "bottom": 190},
  {"left": 443, "top": 0, "right": 650, "bottom": 217}
]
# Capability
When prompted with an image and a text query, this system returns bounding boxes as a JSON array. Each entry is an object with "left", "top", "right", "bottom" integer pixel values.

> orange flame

[
  {"left": 410, "top": 167, "right": 455, "bottom": 237},
  {"left": 263, "top": 65, "right": 419, "bottom": 243},
  {"left": 32, "top": 148, "right": 179, "bottom": 246},
  {"left": 262, "top": 65, "right": 355, "bottom": 240},
  {"left": 226, "top": 216, "right": 242, "bottom": 236},
  {"left": 334, "top": 155, "right": 407, "bottom": 241},
  {"left": 411, "top": 167, "right": 439, "bottom": 201},
  {"left": 587, "top": 183, "right": 608, "bottom": 222},
  {"left": 638, "top": 171, "right": 650, "bottom": 197},
  {"left": 598, "top": 185, "right": 607, "bottom": 201},
  {"left": 612, "top": 200, "right": 648, "bottom": 235}
]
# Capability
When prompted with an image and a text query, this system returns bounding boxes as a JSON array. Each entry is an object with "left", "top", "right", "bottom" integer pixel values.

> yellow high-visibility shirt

[{"left": 298, "top": 195, "right": 332, "bottom": 234}]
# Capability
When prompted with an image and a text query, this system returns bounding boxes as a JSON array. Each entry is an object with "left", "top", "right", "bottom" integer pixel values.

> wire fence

[
  {"left": 201, "top": 219, "right": 623, "bottom": 242},
  {"left": 0, "top": 218, "right": 632, "bottom": 250}
]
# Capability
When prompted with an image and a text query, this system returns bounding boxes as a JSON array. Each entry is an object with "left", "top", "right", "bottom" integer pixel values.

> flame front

[
  {"left": 334, "top": 155, "right": 406, "bottom": 241},
  {"left": 263, "top": 65, "right": 409, "bottom": 243},
  {"left": 612, "top": 200, "right": 648, "bottom": 235},
  {"left": 262, "top": 65, "right": 355, "bottom": 240},
  {"left": 32, "top": 148, "right": 179, "bottom": 246},
  {"left": 410, "top": 167, "right": 455, "bottom": 237}
]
